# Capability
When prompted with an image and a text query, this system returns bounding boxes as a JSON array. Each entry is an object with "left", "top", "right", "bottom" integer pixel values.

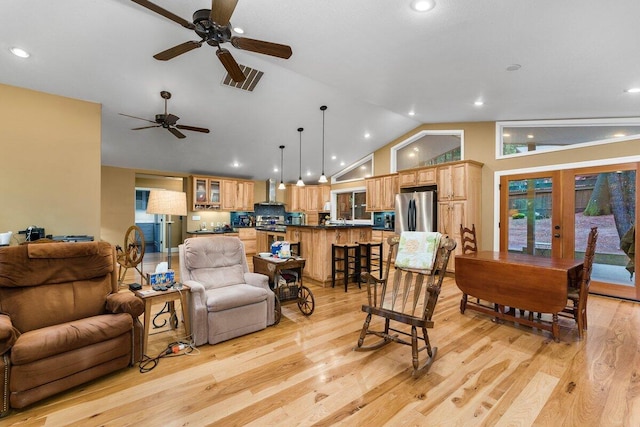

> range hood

[{"left": 256, "top": 178, "right": 284, "bottom": 206}]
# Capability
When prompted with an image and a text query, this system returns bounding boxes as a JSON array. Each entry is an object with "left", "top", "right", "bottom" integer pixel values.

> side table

[{"left": 134, "top": 284, "right": 191, "bottom": 355}]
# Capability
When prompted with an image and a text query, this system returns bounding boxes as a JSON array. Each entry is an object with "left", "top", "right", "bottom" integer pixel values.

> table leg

[
  {"left": 179, "top": 291, "right": 191, "bottom": 339},
  {"left": 142, "top": 300, "right": 152, "bottom": 356}
]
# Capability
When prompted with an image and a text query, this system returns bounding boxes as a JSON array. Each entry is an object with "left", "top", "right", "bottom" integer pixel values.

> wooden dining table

[{"left": 454, "top": 251, "right": 584, "bottom": 341}]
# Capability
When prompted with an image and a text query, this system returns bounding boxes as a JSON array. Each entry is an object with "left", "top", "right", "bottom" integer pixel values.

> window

[
  {"left": 496, "top": 118, "right": 640, "bottom": 159},
  {"left": 391, "top": 130, "right": 463, "bottom": 172},
  {"left": 331, "top": 155, "right": 373, "bottom": 184},
  {"left": 333, "top": 188, "right": 371, "bottom": 223}
]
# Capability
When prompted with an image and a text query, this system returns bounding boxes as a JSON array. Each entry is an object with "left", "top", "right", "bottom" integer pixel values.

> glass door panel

[
  {"left": 570, "top": 169, "right": 637, "bottom": 299},
  {"left": 500, "top": 172, "right": 561, "bottom": 257}
]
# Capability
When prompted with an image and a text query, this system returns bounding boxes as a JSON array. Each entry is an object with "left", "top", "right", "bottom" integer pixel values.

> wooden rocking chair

[{"left": 354, "top": 232, "right": 456, "bottom": 377}]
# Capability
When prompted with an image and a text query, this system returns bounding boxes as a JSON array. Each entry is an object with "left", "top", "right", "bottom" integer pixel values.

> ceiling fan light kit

[
  {"left": 131, "top": 0, "right": 293, "bottom": 83},
  {"left": 318, "top": 105, "right": 328, "bottom": 183},
  {"left": 296, "top": 127, "right": 305, "bottom": 187}
]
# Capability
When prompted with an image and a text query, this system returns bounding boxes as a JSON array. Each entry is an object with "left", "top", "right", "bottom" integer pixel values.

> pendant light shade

[
  {"left": 278, "top": 145, "right": 286, "bottom": 190},
  {"left": 296, "top": 127, "right": 305, "bottom": 187},
  {"left": 318, "top": 105, "right": 328, "bottom": 183}
]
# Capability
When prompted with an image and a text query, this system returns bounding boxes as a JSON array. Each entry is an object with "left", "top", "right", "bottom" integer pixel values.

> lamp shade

[{"left": 146, "top": 190, "right": 187, "bottom": 216}]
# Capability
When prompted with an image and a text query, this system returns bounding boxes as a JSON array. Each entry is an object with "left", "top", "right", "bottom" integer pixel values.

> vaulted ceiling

[{"left": 2, "top": 0, "right": 639, "bottom": 182}]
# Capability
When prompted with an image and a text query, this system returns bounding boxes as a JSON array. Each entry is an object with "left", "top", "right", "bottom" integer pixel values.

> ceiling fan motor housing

[{"left": 193, "top": 9, "right": 232, "bottom": 44}]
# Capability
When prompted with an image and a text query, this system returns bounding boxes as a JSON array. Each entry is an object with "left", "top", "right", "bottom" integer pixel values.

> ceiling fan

[
  {"left": 119, "top": 91, "right": 210, "bottom": 139},
  {"left": 131, "top": 0, "right": 293, "bottom": 83}
]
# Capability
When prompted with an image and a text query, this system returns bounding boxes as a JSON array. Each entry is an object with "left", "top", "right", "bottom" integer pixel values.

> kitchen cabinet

[
  {"left": 286, "top": 184, "right": 331, "bottom": 214},
  {"left": 365, "top": 174, "right": 397, "bottom": 211},
  {"left": 436, "top": 160, "right": 482, "bottom": 272},
  {"left": 192, "top": 175, "right": 253, "bottom": 212},
  {"left": 372, "top": 229, "right": 398, "bottom": 263},
  {"left": 191, "top": 176, "right": 221, "bottom": 210},
  {"left": 398, "top": 167, "right": 436, "bottom": 188},
  {"left": 221, "top": 179, "right": 254, "bottom": 211},
  {"left": 238, "top": 227, "right": 257, "bottom": 270}
]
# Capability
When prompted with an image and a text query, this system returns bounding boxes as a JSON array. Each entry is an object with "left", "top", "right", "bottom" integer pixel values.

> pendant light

[
  {"left": 296, "top": 127, "right": 305, "bottom": 187},
  {"left": 278, "top": 145, "right": 286, "bottom": 190},
  {"left": 318, "top": 105, "right": 328, "bottom": 183}
]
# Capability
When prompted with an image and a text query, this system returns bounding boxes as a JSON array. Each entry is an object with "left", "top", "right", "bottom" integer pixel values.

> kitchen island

[{"left": 286, "top": 224, "right": 372, "bottom": 286}]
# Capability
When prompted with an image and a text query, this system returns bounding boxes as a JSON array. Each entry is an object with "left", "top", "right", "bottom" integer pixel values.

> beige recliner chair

[{"left": 179, "top": 236, "right": 275, "bottom": 346}]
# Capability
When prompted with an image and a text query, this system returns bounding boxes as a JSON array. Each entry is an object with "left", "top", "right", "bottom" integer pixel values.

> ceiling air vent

[{"left": 221, "top": 65, "right": 264, "bottom": 92}]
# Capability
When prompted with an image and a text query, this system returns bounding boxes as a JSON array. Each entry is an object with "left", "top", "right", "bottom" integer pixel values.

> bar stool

[
  {"left": 331, "top": 243, "right": 360, "bottom": 292},
  {"left": 358, "top": 241, "right": 383, "bottom": 282}
]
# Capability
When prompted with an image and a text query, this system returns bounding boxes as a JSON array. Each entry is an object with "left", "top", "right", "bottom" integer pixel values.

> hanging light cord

[
  {"left": 298, "top": 127, "right": 303, "bottom": 181},
  {"left": 321, "top": 106, "right": 326, "bottom": 176},
  {"left": 280, "top": 145, "right": 285, "bottom": 184}
]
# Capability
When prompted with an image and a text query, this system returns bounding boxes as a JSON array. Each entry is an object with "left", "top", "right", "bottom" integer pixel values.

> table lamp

[{"left": 146, "top": 189, "right": 187, "bottom": 269}]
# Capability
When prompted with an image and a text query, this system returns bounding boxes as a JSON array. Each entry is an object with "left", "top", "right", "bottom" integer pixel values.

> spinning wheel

[{"left": 117, "top": 225, "right": 147, "bottom": 286}]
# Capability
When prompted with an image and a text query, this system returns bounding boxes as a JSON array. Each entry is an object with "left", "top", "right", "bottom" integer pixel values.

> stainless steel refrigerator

[{"left": 394, "top": 191, "right": 437, "bottom": 232}]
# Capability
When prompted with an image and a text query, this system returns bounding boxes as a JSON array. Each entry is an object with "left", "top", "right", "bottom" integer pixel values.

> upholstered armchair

[
  {"left": 0, "top": 241, "right": 144, "bottom": 416},
  {"left": 179, "top": 236, "right": 275, "bottom": 346}
]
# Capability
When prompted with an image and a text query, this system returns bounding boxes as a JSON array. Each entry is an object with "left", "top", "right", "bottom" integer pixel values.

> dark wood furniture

[
  {"left": 331, "top": 243, "right": 361, "bottom": 291},
  {"left": 354, "top": 234, "right": 457, "bottom": 377},
  {"left": 455, "top": 251, "right": 584, "bottom": 341},
  {"left": 252, "top": 255, "right": 314, "bottom": 322}
]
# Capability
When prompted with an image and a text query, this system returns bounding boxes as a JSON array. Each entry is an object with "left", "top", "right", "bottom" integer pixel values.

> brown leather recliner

[{"left": 0, "top": 241, "right": 144, "bottom": 416}]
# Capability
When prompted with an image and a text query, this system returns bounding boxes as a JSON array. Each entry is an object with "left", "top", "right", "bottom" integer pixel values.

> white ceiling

[{"left": 2, "top": 0, "right": 640, "bottom": 182}]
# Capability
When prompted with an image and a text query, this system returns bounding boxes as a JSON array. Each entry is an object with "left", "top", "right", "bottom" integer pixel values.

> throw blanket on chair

[{"left": 395, "top": 231, "right": 442, "bottom": 273}]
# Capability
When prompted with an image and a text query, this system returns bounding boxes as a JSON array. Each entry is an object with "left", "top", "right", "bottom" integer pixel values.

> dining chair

[
  {"left": 459, "top": 224, "right": 478, "bottom": 254},
  {"left": 560, "top": 226, "right": 598, "bottom": 339}
]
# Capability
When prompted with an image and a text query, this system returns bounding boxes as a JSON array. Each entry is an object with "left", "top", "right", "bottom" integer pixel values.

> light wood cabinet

[
  {"left": 191, "top": 176, "right": 221, "bottom": 211},
  {"left": 365, "top": 174, "right": 398, "bottom": 212},
  {"left": 221, "top": 179, "right": 254, "bottom": 211},
  {"left": 398, "top": 167, "right": 436, "bottom": 188},
  {"left": 436, "top": 160, "right": 483, "bottom": 271},
  {"left": 286, "top": 184, "right": 331, "bottom": 213}
]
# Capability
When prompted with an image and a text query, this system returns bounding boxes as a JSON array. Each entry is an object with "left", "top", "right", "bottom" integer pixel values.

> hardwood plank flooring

[{"left": 3, "top": 252, "right": 639, "bottom": 426}]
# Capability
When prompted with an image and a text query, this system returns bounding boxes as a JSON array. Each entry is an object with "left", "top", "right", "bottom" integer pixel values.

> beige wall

[
  {"left": 369, "top": 122, "right": 640, "bottom": 250},
  {"left": 101, "top": 166, "right": 135, "bottom": 246},
  {"left": 0, "top": 84, "right": 101, "bottom": 243}
]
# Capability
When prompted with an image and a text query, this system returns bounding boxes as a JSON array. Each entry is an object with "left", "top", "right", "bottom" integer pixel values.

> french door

[{"left": 501, "top": 164, "right": 639, "bottom": 300}]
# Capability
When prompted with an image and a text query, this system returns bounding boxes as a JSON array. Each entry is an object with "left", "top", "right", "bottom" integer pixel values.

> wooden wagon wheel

[{"left": 297, "top": 285, "right": 315, "bottom": 315}]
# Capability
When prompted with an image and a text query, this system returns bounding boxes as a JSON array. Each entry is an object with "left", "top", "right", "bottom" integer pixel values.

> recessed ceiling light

[
  {"left": 273, "top": 167, "right": 279, "bottom": 172},
  {"left": 411, "top": 0, "right": 436, "bottom": 12},
  {"left": 340, "top": 161, "right": 345, "bottom": 166},
  {"left": 364, "top": 133, "right": 370, "bottom": 138},
  {"left": 506, "top": 64, "right": 521, "bottom": 71},
  {"left": 625, "top": 88, "right": 640, "bottom": 93},
  {"left": 10, "top": 47, "right": 29, "bottom": 58},
  {"left": 474, "top": 100, "right": 484, "bottom": 106},
  {"left": 408, "top": 111, "right": 416, "bottom": 116},
  {"left": 331, "top": 155, "right": 337, "bottom": 160},
  {"left": 233, "top": 27, "right": 244, "bottom": 34},
  {"left": 232, "top": 161, "right": 239, "bottom": 167},
  {"left": 306, "top": 171, "right": 312, "bottom": 177},
  {"left": 527, "top": 134, "right": 534, "bottom": 139},
  {"left": 613, "top": 133, "right": 626, "bottom": 137},
  {"left": 503, "top": 133, "right": 511, "bottom": 137}
]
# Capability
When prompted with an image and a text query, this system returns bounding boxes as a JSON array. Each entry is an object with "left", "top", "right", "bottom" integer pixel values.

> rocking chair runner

[{"left": 354, "top": 232, "right": 456, "bottom": 377}]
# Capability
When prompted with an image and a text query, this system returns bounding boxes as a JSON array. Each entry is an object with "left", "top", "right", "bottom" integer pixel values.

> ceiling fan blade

[
  {"left": 216, "top": 48, "right": 246, "bottom": 82},
  {"left": 176, "top": 124, "right": 210, "bottom": 133},
  {"left": 210, "top": 0, "right": 238, "bottom": 27},
  {"left": 131, "top": 0, "right": 195, "bottom": 29},
  {"left": 168, "top": 128, "right": 187, "bottom": 139},
  {"left": 154, "top": 41, "right": 202, "bottom": 61},
  {"left": 131, "top": 125, "right": 161, "bottom": 130},
  {"left": 165, "top": 114, "right": 180, "bottom": 126},
  {"left": 231, "top": 37, "right": 292, "bottom": 59},
  {"left": 119, "top": 113, "right": 156, "bottom": 123}
]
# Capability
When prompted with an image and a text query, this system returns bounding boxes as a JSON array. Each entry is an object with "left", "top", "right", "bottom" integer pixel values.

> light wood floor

[{"left": 3, "top": 252, "right": 640, "bottom": 426}]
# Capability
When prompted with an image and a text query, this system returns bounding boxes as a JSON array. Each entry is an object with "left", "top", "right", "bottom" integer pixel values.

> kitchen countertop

[
  {"left": 286, "top": 224, "right": 372, "bottom": 229},
  {"left": 187, "top": 230, "right": 237, "bottom": 235}
]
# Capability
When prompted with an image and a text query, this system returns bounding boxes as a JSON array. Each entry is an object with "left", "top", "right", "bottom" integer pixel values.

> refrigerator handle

[{"left": 408, "top": 199, "right": 415, "bottom": 231}]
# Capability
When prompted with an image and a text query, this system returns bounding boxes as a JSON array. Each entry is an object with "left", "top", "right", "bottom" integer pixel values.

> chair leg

[{"left": 356, "top": 313, "right": 372, "bottom": 348}]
